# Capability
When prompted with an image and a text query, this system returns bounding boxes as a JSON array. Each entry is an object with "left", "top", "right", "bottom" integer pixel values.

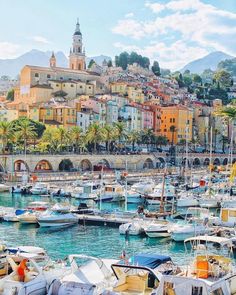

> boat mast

[
  {"left": 208, "top": 126, "right": 213, "bottom": 191},
  {"left": 99, "top": 162, "right": 104, "bottom": 211},
  {"left": 125, "top": 159, "right": 128, "bottom": 212},
  {"left": 159, "top": 167, "right": 166, "bottom": 214}
]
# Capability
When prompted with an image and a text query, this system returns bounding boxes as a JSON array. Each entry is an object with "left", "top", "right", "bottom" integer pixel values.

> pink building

[{"left": 141, "top": 105, "right": 154, "bottom": 130}]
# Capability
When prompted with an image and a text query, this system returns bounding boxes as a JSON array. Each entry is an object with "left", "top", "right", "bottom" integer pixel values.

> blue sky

[{"left": 0, "top": 0, "right": 236, "bottom": 70}]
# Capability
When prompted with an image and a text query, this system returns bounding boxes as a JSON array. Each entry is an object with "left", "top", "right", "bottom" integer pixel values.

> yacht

[
  {"left": 71, "top": 181, "right": 100, "bottom": 199},
  {"left": 144, "top": 183, "right": 176, "bottom": 206},
  {"left": 37, "top": 211, "right": 78, "bottom": 227},
  {"left": 30, "top": 183, "right": 49, "bottom": 195},
  {"left": 47, "top": 254, "right": 117, "bottom": 295},
  {"left": 154, "top": 236, "right": 236, "bottom": 295},
  {"left": 95, "top": 183, "right": 125, "bottom": 202}
]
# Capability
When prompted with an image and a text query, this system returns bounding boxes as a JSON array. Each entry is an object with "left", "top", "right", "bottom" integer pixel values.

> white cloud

[
  {"left": 114, "top": 40, "right": 208, "bottom": 70},
  {"left": 0, "top": 42, "right": 21, "bottom": 59},
  {"left": 32, "top": 36, "right": 51, "bottom": 44},
  {"left": 125, "top": 12, "right": 134, "bottom": 18},
  {"left": 112, "top": 0, "right": 236, "bottom": 69}
]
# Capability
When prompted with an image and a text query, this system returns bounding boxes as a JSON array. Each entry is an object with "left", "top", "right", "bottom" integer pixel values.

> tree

[
  {"left": 41, "top": 127, "right": 60, "bottom": 153},
  {"left": 14, "top": 119, "right": 37, "bottom": 154},
  {"left": 0, "top": 121, "right": 14, "bottom": 153},
  {"left": 161, "top": 68, "right": 171, "bottom": 77},
  {"left": 69, "top": 126, "right": 83, "bottom": 153},
  {"left": 57, "top": 126, "right": 69, "bottom": 151},
  {"left": 115, "top": 52, "right": 129, "bottom": 70},
  {"left": 192, "top": 74, "right": 202, "bottom": 84},
  {"left": 12, "top": 117, "right": 45, "bottom": 138},
  {"left": 213, "top": 70, "right": 232, "bottom": 89},
  {"left": 141, "top": 129, "right": 155, "bottom": 150},
  {"left": 6, "top": 89, "right": 14, "bottom": 101},
  {"left": 103, "top": 124, "right": 115, "bottom": 153},
  {"left": 107, "top": 60, "right": 113, "bottom": 67},
  {"left": 151, "top": 61, "right": 161, "bottom": 76},
  {"left": 127, "top": 130, "right": 140, "bottom": 151},
  {"left": 155, "top": 135, "right": 168, "bottom": 148},
  {"left": 218, "top": 58, "right": 236, "bottom": 77},
  {"left": 88, "top": 59, "right": 96, "bottom": 68},
  {"left": 86, "top": 122, "right": 104, "bottom": 152},
  {"left": 113, "top": 122, "right": 127, "bottom": 144}
]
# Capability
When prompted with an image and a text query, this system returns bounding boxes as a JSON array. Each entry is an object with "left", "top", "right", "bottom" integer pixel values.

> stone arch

[
  {"left": 59, "top": 159, "right": 74, "bottom": 171},
  {"left": 182, "top": 158, "right": 191, "bottom": 167},
  {"left": 80, "top": 159, "right": 92, "bottom": 171},
  {"left": 14, "top": 160, "right": 29, "bottom": 172},
  {"left": 203, "top": 158, "right": 210, "bottom": 166},
  {"left": 143, "top": 158, "right": 154, "bottom": 169},
  {"left": 94, "top": 159, "right": 111, "bottom": 171},
  {"left": 34, "top": 160, "right": 53, "bottom": 171},
  {"left": 222, "top": 158, "right": 228, "bottom": 165},
  {"left": 156, "top": 157, "right": 165, "bottom": 168},
  {"left": 213, "top": 158, "right": 220, "bottom": 166},
  {"left": 192, "top": 158, "right": 201, "bottom": 167}
]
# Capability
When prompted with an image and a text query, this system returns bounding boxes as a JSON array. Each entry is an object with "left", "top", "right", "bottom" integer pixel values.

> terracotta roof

[{"left": 31, "top": 84, "right": 53, "bottom": 89}]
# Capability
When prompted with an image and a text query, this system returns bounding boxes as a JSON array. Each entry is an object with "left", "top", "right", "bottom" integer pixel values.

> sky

[{"left": 0, "top": 0, "right": 236, "bottom": 70}]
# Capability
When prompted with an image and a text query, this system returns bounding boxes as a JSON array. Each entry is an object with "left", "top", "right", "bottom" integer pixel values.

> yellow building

[
  {"left": 110, "top": 82, "right": 128, "bottom": 95},
  {"left": 14, "top": 20, "right": 101, "bottom": 105},
  {"left": 160, "top": 105, "right": 193, "bottom": 144},
  {"left": 127, "top": 86, "right": 144, "bottom": 103}
]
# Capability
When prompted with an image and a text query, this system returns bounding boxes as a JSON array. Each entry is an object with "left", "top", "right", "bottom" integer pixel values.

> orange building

[{"left": 160, "top": 105, "right": 193, "bottom": 144}]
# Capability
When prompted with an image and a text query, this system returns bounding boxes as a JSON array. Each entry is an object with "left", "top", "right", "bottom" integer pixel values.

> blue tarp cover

[{"left": 119, "top": 253, "right": 171, "bottom": 269}]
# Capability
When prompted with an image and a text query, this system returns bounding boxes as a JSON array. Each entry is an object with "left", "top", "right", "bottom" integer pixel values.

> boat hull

[{"left": 38, "top": 220, "right": 78, "bottom": 227}]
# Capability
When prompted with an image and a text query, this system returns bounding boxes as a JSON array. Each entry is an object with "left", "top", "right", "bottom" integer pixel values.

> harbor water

[{"left": 0, "top": 192, "right": 231, "bottom": 267}]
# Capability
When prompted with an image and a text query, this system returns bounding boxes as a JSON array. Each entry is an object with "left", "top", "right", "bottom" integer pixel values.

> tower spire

[{"left": 75, "top": 18, "right": 81, "bottom": 35}]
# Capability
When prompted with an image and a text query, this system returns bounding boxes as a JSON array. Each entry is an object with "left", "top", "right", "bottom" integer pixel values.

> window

[
  {"left": 63, "top": 84, "right": 65, "bottom": 87},
  {"left": 80, "top": 86, "right": 83, "bottom": 89},
  {"left": 80, "top": 122, "right": 82, "bottom": 126},
  {"left": 211, "top": 288, "right": 224, "bottom": 295},
  {"left": 192, "top": 286, "right": 203, "bottom": 295},
  {"left": 56, "top": 84, "right": 59, "bottom": 87},
  {"left": 170, "top": 118, "right": 172, "bottom": 123},
  {"left": 88, "top": 86, "right": 91, "bottom": 89},
  {"left": 173, "top": 118, "right": 175, "bottom": 123},
  {"left": 71, "top": 84, "right": 74, "bottom": 87},
  {"left": 60, "top": 77, "right": 63, "bottom": 80},
  {"left": 164, "top": 129, "right": 167, "bottom": 132},
  {"left": 35, "top": 73, "right": 39, "bottom": 77},
  {"left": 47, "top": 74, "right": 51, "bottom": 79}
]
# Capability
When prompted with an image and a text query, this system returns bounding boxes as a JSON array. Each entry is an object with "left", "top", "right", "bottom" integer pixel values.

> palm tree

[
  {"left": 155, "top": 135, "right": 168, "bottom": 149},
  {"left": 0, "top": 121, "right": 14, "bottom": 153},
  {"left": 213, "top": 128, "right": 219, "bottom": 151},
  {"left": 86, "top": 122, "right": 104, "bottom": 152},
  {"left": 141, "top": 128, "right": 155, "bottom": 150},
  {"left": 127, "top": 130, "right": 140, "bottom": 151},
  {"left": 103, "top": 124, "right": 115, "bottom": 153},
  {"left": 57, "top": 127, "right": 68, "bottom": 152},
  {"left": 41, "top": 127, "right": 60, "bottom": 153},
  {"left": 69, "top": 126, "right": 83, "bottom": 153},
  {"left": 113, "top": 122, "right": 127, "bottom": 145},
  {"left": 15, "top": 120, "right": 37, "bottom": 154}
]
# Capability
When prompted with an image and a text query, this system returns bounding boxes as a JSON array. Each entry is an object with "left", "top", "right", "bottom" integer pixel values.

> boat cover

[{"left": 119, "top": 253, "right": 171, "bottom": 269}]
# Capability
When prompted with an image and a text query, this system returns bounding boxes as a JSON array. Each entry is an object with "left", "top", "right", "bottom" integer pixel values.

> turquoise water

[{"left": 0, "top": 193, "right": 231, "bottom": 266}]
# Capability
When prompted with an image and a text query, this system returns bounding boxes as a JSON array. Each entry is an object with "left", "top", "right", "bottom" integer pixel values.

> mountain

[
  {"left": 180, "top": 51, "right": 234, "bottom": 74},
  {"left": 0, "top": 49, "right": 68, "bottom": 78},
  {"left": 86, "top": 55, "right": 112, "bottom": 66},
  {"left": 0, "top": 50, "right": 112, "bottom": 78}
]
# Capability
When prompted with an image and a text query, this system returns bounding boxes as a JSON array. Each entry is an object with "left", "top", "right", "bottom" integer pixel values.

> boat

[
  {"left": 70, "top": 203, "right": 96, "bottom": 215},
  {"left": 71, "top": 181, "right": 100, "bottom": 199},
  {"left": 0, "top": 183, "right": 10, "bottom": 192},
  {"left": 126, "top": 189, "right": 144, "bottom": 204},
  {"left": 119, "top": 220, "right": 145, "bottom": 235},
  {"left": 30, "top": 182, "right": 49, "bottom": 195},
  {"left": 51, "top": 188, "right": 72, "bottom": 198},
  {"left": 51, "top": 203, "right": 71, "bottom": 213},
  {"left": 37, "top": 211, "right": 78, "bottom": 227},
  {"left": 47, "top": 254, "right": 117, "bottom": 295},
  {"left": 144, "top": 183, "right": 176, "bottom": 206},
  {"left": 177, "top": 191, "right": 199, "bottom": 207},
  {"left": 27, "top": 202, "right": 49, "bottom": 211},
  {"left": 3, "top": 209, "right": 20, "bottom": 222},
  {"left": 131, "top": 180, "right": 155, "bottom": 194},
  {"left": 17, "top": 212, "right": 39, "bottom": 224},
  {"left": 11, "top": 184, "right": 32, "bottom": 195},
  {"left": 154, "top": 236, "right": 236, "bottom": 295},
  {"left": 105, "top": 253, "right": 180, "bottom": 294},
  {"left": 144, "top": 220, "right": 171, "bottom": 238},
  {"left": 169, "top": 207, "right": 212, "bottom": 242},
  {"left": 95, "top": 183, "right": 125, "bottom": 203},
  {"left": 212, "top": 207, "right": 236, "bottom": 227}
]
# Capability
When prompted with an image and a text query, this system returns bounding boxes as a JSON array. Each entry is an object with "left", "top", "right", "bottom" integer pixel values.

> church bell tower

[{"left": 69, "top": 19, "right": 86, "bottom": 71}]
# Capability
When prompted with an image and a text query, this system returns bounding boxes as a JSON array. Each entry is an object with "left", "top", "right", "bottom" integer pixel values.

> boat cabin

[
  {"left": 111, "top": 254, "right": 178, "bottom": 294},
  {"left": 220, "top": 208, "right": 236, "bottom": 227}
]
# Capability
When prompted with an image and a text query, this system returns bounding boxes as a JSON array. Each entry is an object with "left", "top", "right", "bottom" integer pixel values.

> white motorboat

[
  {"left": 51, "top": 203, "right": 71, "bottom": 213},
  {"left": 37, "top": 211, "right": 78, "bottom": 227},
  {"left": 145, "top": 183, "right": 176, "bottom": 206},
  {"left": 0, "top": 183, "right": 10, "bottom": 192},
  {"left": 3, "top": 211, "right": 19, "bottom": 222},
  {"left": 119, "top": 221, "right": 145, "bottom": 235},
  {"left": 30, "top": 182, "right": 48, "bottom": 195},
  {"left": 72, "top": 181, "right": 100, "bottom": 199},
  {"left": 144, "top": 220, "right": 171, "bottom": 238},
  {"left": 18, "top": 212, "right": 39, "bottom": 224},
  {"left": 47, "top": 254, "right": 117, "bottom": 295},
  {"left": 27, "top": 201, "right": 49, "bottom": 211},
  {"left": 131, "top": 180, "right": 155, "bottom": 194},
  {"left": 169, "top": 207, "right": 211, "bottom": 242}
]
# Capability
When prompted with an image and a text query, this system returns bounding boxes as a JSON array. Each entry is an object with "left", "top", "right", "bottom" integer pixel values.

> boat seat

[{"left": 114, "top": 274, "right": 148, "bottom": 293}]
